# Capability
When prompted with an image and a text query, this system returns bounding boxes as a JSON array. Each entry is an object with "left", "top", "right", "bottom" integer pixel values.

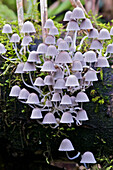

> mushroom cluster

[{"left": 1, "top": 6, "right": 113, "bottom": 167}]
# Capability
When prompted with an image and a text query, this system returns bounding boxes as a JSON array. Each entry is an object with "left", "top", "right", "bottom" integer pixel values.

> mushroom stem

[
  {"left": 66, "top": 151, "right": 80, "bottom": 160},
  {"left": 72, "top": 116, "right": 82, "bottom": 126},
  {"left": 78, "top": 35, "right": 88, "bottom": 50},
  {"left": 71, "top": 30, "right": 77, "bottom": 52},
  {"left": 18, "top": 99, "right": 35, "bottom": 109},
  {"left": 14, "top": 42, "right": 22, "bottom": 61},
  {"left": 1, "top": 55, "right": 17, "bottom": 61},
  {"left": 65, "top": 64, "right": 70, "bottom": 75},
  {"left": 84, "top": 163, "right": 88, "bottom": 169},
  {"left": 50, "top": 124, "right": 59, "bottom": 129}
]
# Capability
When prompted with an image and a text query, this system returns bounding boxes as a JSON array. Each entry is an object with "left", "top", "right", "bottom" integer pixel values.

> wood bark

[{"left": 16, "top": 0, "right": 24, "bottom": 31}]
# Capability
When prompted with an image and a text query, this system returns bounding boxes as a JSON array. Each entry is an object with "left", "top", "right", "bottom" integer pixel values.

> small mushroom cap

[
  {"left": 66, "top": 20, "right": 80, "bottom": 31},
  {"left": 37, "top": 43, "right": 48, "bottom": 54},
  {"left": 65, "top": 75, "right": 79, "bottom": 86},
  {"left": 55, "top": 51, "right": 72, "bottom": 64},
  {"left": 88, "top": 28, "right": 99, "bottom": 38},
  {"left": 72, "top": 52, "right": 83, "bottom": 61},
  {"left": 10, "top": 33, "right": 20, "bottom": 42},
  {"left": 9, "top": 85, "right": 21, "bottom": 97},
  {"left": 106, "top": 44, "right": 113, "bottom": 53},
  {"left": 58, "top": 40, "right": 69, "bottom": 51},
  {"left": 45, "top": 100, "right": 52, "bottom": 107},
  {"left": 74, "top": 71, "right": 82, "bottom": 79},
  {"left": 41, "top": 61, "right": 56, "bottom": 72},
  {"left": 2, "top": 24, "right": 12, "bottom": 33},
  {"left": 64, "top": 36, "right": 72, "bottom": 43},
  {"left": 53, "top": 68, "right": 64, "bottom": 80},
  {"left": 110, "top": 27, "right": 113, "bottom": 35},
  {"left": 80, "top": 151, "right": 96, "bottom": 163},
  {"left": 46, "top": 45, "right": 57, "bottom": 56},
  {"left": 51, "top": 93, "right": 61, "bottom": 102},
  {"left": 84, "top": 51, "right": 97, "bottom": 63},
  {"left": 21, "top": 36, "right": 32, "bottom": 46},
  {"left": 26, "top": 93, "right": 39, "bottom": 104},
  {"left": 27, "top": 51, "right": 41, "bottom": 63},
  {"left": 18, "top": 88, "right": 30, "bottom": 100},
  {"left": 56, "top": 38, "right": 63, "bottom": 46},
  {"left": 42, "top": 113, "right": 57, "bottom": 124},
  {"left": 60, "top": 112, "right": 74, "bottom": 123},
  {"left": 72, "top": 61, "right": 83, "bottom": 71},
  {"left": 63, "top": 11, "right": 72, "bottom": 21},
  {"left": 44, "top": 75, "right": 55, "bottom": 85},
  {"left": 84, "top": 70, "right": 98, "bottom": 81},
  {"left": 71, "top": 7, "right": 85, "bottom": 19},
  {"left": 95, "top": 56, "right": 110, "bottom": 67},
  {"left": 60, "top": 94, "right": 72, "bottom": 105},
  {"left": 54, "top": 79, "right": 66, "bottom": 89},
  {"left": 0, "top": 43, "right": 6, "bottom": 54},
  {"left": 71, "top": 96, "right": 78, "bottom": 106},
  {"left": 30, "top": 108, "right": 42, "bottom": 119},
  {"left": 34, "top": 77, "right": 45, "bottom": 86},
  {"left": 15, "top": 62, "right": 25, "bottom": 74},
  {"left": 21, "top": 21, "right": 36, "bottom": 33},
  {"left": 49, "top": 26, "right": 59, "bottom": 35},
  {"left": 45, "top": 35, "right": 56, "bottom": 45},
  {"left": 58, "top": 138, "right": 74, "bottom": 151},
  {"left": 76, "top": 109, "right": 89, "bottom": 121},
  {"left": 44, "top": 19, "right": 54, "bottom": 29},
  {"left": 80, "top": 18, "right": 93, "bottom": 30},
  {"left": 76, "top": 92, "right": 89, "bottom": 102},
  {"left": 98, "top": 28, "right": 111, "bottom": 40},
  {"left": 23, "top": 62, "right": 36, "bottom": 72},
  {"left": 90, "top": 40, "right": 103, "bottom": 50}
]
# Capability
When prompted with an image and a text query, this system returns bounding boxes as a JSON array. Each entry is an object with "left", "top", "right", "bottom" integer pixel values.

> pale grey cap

[
  {"left": 110, "top": 27, "right": 113, "bottom": 35},
  {"left": 71, "top": 7, "right": 85, "bottom": 19},
  {"left": 72, "top": 52, "right": 83, "bottom": 61},
  {"left": 54, "top": 79, "right": 66, "bottom": 89},
  {"left": 49, "top": 26, "right": 59, "bottom": 35},
  {"left": 45, "top": 100, "right": 52, "bottom": 107},
  {"left": 80, "top": 151, "right": 96, "bottom": 163},
  {"left": 58, "top": 40, "right": 69, "bottom": 51},
  {"left": 46, "top": 45, "right": 57, "bottom": 56},
  {"left": 66, "top": 20, "right": 80, "bottom": 31},
  {"left": 15, "top": 62, "right": 25, "bottom": 74},
  {"left": 60, "top": 94, "right": 72, "bottom": 105},
  {"left": 44, "top": 19, "right": 54, "bottom": 29},
  {"left": 0, "top": 43, "right": 6, "bottom": 54},
  {"left": 63, "top": 11, "right": 72, "bottom": 21},
  {"left": 26, "top": 93, "right": 39, "bottom": 104},
  {"left": 21, "top": 21, "right": 36, "bottom": 33},
  {"left": 60, "top": 112, "right": 74, "bottom": 123},
  {"left": 2, "top": 24, "right": 12, "bottom": 33},
  {"left": 58, "top": 138, "right": 74, "bottom": 151},
  {"left": 41, "top": 61, "right": 56, "bottom": 72},
  {"left": 53, "top": 68, "right": 64, "bottom": 80},
  {"left": 75, "top": 91, "right": 89, "bottom": 102},
  {"left": 84, "top": 70, "right": 98, "bottom": 81},
  {"left": 88, "top": 28, "right": 99, "bottom": 38},
  {"left": 106, "top": 44, "right": 113, "bottom": 53},
  {"left": 21, "top": 36, "right": 32, "bottom": 46},
  {"left": 55, "top": 51, "right": 72, "bottom": 64},
  {"left": 80, "top": 18, "right": 93, "bottom": 30},
  {"left": 95, "top": 56, "right": 110, "bottom": 67},
  {"left": 64, "top": 36, "right": 72, "bottom": 43},
  {"left": 37, "top": 43, "right": 48, "bottom": 54},
  {"left": 84, "top": 51, "right": 97, "bottom": 63},
  {"left": 72, "top": 61, "right": 83, "bottom": 71},
  {"left": 65, "top": 75, "right": 79, "bottom": 86},
  {"left": 98, "top": 28, "right": 111, "bottom": 40},
  {"left": 45, "top": 35, "right": 56, "bottom": 45},
  {"left": 90, "top": 40, "right": 103, "bottom": 50},
  {"left": 10, "top": 33, "right": 20, "bottom": 43},
  {"left": 74, "top": 71, "right": 82, "bottom": 79},
  {"left": 34, "top": 77, "right": 45, "bottom": 86},
  {"left": 51, "top": 93, "right": 61, "bottom": 102},
  {"left": 27, "top": 51, "right": 41, "bottom": 63},
  {"left": 76, "top": 109, "right": 88, "bottom": 121},
  {"left": 23, "top": 62, "right": 36, "bottom": 72},
  {"left": 18, "top": 88, "right": 30, "bottom": 100},
  {"left": 42, "top": 113, "right": 57, "bottom": 124},
  {"left": 9, "top": 85, "right": 21, "bottom": 97},
  {"left": 56, "top": 38, "right": 63, "bottom": 46},
  {"left": 30, "top": 108, "right": 42, "bottom": 119},
  {"left": 44, "top": 75, "right": 55, "bottom": 85}
]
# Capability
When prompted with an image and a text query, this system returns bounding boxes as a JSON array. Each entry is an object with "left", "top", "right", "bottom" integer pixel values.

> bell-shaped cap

[
  {"left": 106, "top": 44, "right": 113, "bottom": 53},
  {"left": 95, "top": 56, "right": 110, "bottom": 67},
  {"left": 71, "top": 96, "right": 78, "bottom": 106},
  {"left": 72, "top": 52, "right": 83, "bottom": 61},
  {"left": 49, "top": 26, "right": 59, "bottom": 35},
  {"left": 76, "top": 91, "right": 89, "bottom": 102},
  {"left": 110, "top": 27, "right": 113, "bottom": 35},
  {"left": 27, "top": 51, "right": 41, "bottom": 63},
  {"left": 90, "top": 40, "right": 103, "bottom": 50},
  {"left": 71, "top": 7, "right": 85, "bottom": 19},
  {"left": 46, "top": 45, "right": 57, "bottom": 56},
  {"left": 23, "top": 62, "right": 36, "bottom": 72},
  {"left": 9, "top": 85, "right": 21, "bottom": 97},
  {"left": 66, "top": 20, "right": 80, "bottom": 31},
  {"left": 53, "top": 68, "right": 64, "bottom": 80},
  {"left": 0, "top": 43, "right": 6, "bottom": 54},
  {"left": 42, "top": 113, "right": 57, "bottom": 124},
  {"left": 34, "top": 77, "right": 45, "bottom": 86},
  {"left": 41, "top": 61, "right": 56, "bottom": 72},
  {"left": 37, "top": 43, "right": 48, "bottom": 54},
  {"left": 58, "top": 40, "right": 69, "bottom": 51},
  {"left": 72, "top": 61, "right": 83, "bottom": 71},
  {"left": 64, "top": 36, "right": 72, "bottom": 43},
  {"left": 80, "top": 151, "right": 96, "bottom": 163},
  {"left": 30, "top": 108, "right": 42, "bottom": 119},
  {"left": 44, "top": 75, "right": 55, "bottom": 85},
  {"left": 21, "top": 36, "right": 32, "bottom": 46},
  {"left": 60, "top": 112, "right": 74, "bottom": 123},
  {"left": 55, "top": 51, "right": 72, "bottom": 64},
  {"left": 2, "top": 24, "right": 12, "bottom": 33},
  {"left": 63, "top": 11, "right": 72, "bottom": 21},
  {"left": 18, "top": 88, "right": 30, "bottom": 100},
  {"left": 45, "top": 35, "right": 56, "bottom": 45},
  {"left": 88, "top": 28, "right": 99, "bottom": 38},
  {"left": 26, "top": 93, "right": 39, "bottom": 104},
  {"left": 84, "top": 51, "right": 97, "bottom": 63},
  {"left": 65, "top": 75, "right": 79, "bottom": 86},
  {"left": 60, "top": 94, "right": 72, "bottom": 105},
  {"left": 54, "top": 79, "right": 66, "bottom": 89},
  {"left": 51, "top": 93, "right": 61, "bottom": 102},
  {"left": 44, "top": 19, "right": 54, "bottom": 29},
  {"left": 15, "top": 62, "right": 25, "bottom": 73},
  {"left": 76, "top": 109, "right": 88, "bottom": 121},
  {"left": 21, "top": 21, "right": 36, "bottom": 33},
  {"left": 74, "top": 71, "right": 82, "bottom": 79},
  {"left": 56, "top": 38, "right": 63, "bottom": 46},
  {"left": 80, "top": 18, "right": 93, "bottom": 30},
  {"left": 98, "top": 28, "right": 111, "bottom": 40},
  {"left": 10, "top": 33, "right": 20, "bottom": 43},
  {"left": 45, "top": 100, "right": 52, "bottom": 107},
  {"left": 84, "top": 70, "right": 98, "bottom": 81},
  {"left": 59, "top": 139, "right": 74, "bottom": 151}
]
